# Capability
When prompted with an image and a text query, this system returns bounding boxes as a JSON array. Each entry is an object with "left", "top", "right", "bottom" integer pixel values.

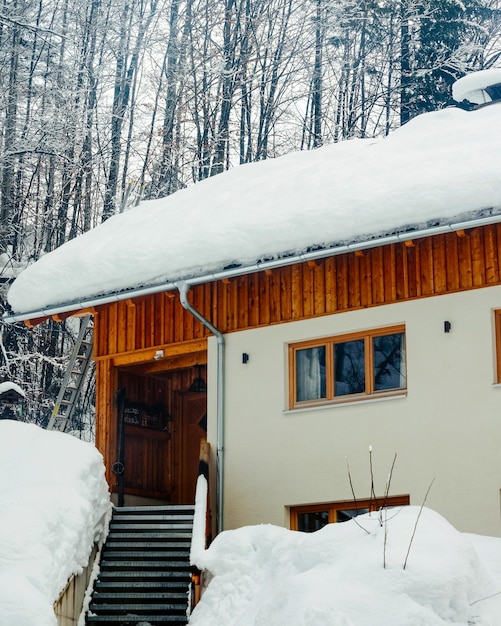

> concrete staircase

[{"left": 86, "top": 505, "right": 194, "bottom": 625}]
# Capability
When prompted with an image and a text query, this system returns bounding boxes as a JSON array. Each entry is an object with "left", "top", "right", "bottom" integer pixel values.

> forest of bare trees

[{"left": 1, "top": 0, "right": 500, "bottom": 431}]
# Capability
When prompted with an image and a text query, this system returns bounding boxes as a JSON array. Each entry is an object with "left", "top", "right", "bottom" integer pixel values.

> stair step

[
  {"left": 109, "top": 523, "right": 193, "bottom": 531},
  {"left": 101, "top": 560, "right": 191, "bottom": 569},
  {"left": 93, "top": 592, "right": 188, "bottom": 601},
  {"left": 95, "top": 581, "right": 189, "bottom": 591},
  {"left": 98, "top": 570, "right": 191, "bottom": 579},
  {"left": 86, "top": 616, "right": 187, "bottom": 623},
  {"left": 113, "top": 513, "right": 193, "bottom": 524},
  {"left": 104, "top": 542, "right": 191, "bottom": 551},
  {"left": 106, "top": 532, "right": 193, "bottom": 540},
  {"left": 101, "top": 550, "right": 190, "bottom": 559},
  {"left": 114, "top": 505, "right": 194, "bottom": 513},
  {"left": 90, "top": 602, "right": 186, "bottom": 615}
]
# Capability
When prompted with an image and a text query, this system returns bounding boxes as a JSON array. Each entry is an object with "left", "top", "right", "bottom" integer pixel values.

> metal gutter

[
  {"left": 3, "top": 212, "right": 501, "bottom": 324},
  {"left": 177, "top": 281, "right": 225, "bottom": 535}
]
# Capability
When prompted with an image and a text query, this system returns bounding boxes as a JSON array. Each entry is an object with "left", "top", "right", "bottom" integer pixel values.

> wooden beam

[
  {"left": 24, "top": 316, "right": 48, "bottom": 328},
  {"left": 99, "top": 337, "right": 208, "bottom": 367},
  {"left": 125, "top": 350, "right": 207, "bottom": 374}
]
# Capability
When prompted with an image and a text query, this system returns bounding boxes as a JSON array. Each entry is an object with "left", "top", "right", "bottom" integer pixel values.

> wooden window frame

[
  {"left": 289, "top": 495, "right": 410, "bottom": 531},
  {"left": 495, "top": 310, "right": 501, "bottom": 383},
  {"left": 288, "top": 325, "right": 406, "bottom": 409}
]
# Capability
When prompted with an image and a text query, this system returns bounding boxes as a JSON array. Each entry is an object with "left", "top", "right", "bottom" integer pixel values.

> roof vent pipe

[{"left": 176, "top": 281, "right": 225, "bottom": 535}]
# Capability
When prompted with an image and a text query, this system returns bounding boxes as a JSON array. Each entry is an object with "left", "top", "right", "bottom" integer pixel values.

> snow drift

[
  {"left": 0, "top": 421, "right": 111, "bottom": 626},
  {"left": 190, "top": 507, "right": 501, "bottom": 626}
]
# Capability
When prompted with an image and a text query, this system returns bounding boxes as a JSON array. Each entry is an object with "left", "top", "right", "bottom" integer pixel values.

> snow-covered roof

[
  {"left": 453, "top": 68, "right": 501, "bottom": 105},
  {"left": 0, "top": 381, "right": 25, "bottom": 399},
  {"left": 5, "top": 70, "right": 501, "bottom": 322}
]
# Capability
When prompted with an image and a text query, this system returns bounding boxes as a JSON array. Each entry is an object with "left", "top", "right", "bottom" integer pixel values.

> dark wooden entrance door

[
  {"left": 172, "top": 391, "right": 207, "bottom": 503},
  {"left": 118, "top": 370, "right": 207, "bottom": 504}
]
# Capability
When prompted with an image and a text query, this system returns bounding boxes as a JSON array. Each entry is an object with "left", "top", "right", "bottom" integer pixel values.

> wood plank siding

[
  {"left": 94, "top": 225, "right": 501, "bottom": 361},
  {"left": 92, "top": 225, "right": 501, "bottom": 491}
]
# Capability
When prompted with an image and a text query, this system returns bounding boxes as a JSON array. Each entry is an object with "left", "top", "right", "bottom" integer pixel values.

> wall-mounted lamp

[
  {"left": 242, "top": 353, "right": 249, "bottom": 364},
  {"left": 154, "top": 349, "right": 164, "bottom": 360},
  {"left": 444, "top": 321, "right": 452, "bottom": 333}
]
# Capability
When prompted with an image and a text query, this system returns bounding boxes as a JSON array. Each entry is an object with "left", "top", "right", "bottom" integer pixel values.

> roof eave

[{"left": 3, "top": 212, "right": 501, "bottom": 326}]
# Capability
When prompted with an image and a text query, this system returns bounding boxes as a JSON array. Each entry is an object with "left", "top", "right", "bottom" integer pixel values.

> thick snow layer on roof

[
  {"left": 7, "top": 72, "right": 501, "bottom": 316},
  {"left": 0, "top": 381, "right": 25, "bottom": 398},
  {"left": 190, "top": 508, "right": 501, "bottom": 626},
  {"left": 453, "top": 68, "right": 501, "bottom": 104},
  {"left": 0, "top": 421, "right": 111, "bottom": 626}
]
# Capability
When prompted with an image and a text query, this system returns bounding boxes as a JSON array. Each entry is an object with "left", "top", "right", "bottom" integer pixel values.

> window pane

[
  {"left": 296, "top": 346, "right": 326, "bottom": 402},
  {"left": 336, "top": 507, "right": 369, "bottom": 523},
  {"left": 373, "top": 332, "right": 406, "bottom": 391},
  {"left": 334, "top": 339, "right": 365, "bottom": 396},
  {"left": 297, "top": 510, "right": 329, "bottom": 532}
]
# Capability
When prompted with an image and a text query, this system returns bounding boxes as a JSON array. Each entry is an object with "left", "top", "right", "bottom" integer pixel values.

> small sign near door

[{"left": 124, "top": 400, "right": 168, "bottom": 430}]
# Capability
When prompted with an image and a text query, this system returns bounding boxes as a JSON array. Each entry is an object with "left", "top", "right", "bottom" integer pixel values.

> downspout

[{"left": 176, "top": 281, "right": 225, "bottom": 534}]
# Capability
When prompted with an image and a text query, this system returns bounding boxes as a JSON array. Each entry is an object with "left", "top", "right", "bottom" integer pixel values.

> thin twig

[
  {"left": 470, "top": 589, "right": 501, "bottom": 606},
  {"left": 379, "top": 452, "right": 397, "bottom": 526},
  {"left": 383, "top": 506, "right": 388, "bottom": 568},
  {"left": 403, "top": 478, "right": 435, "bottom": 570},
  {"left": 369, "top": 445, "right": 377, "bottom": 514},
  {"left": 346, "top": 458, "right": 370, "bottom": 535}
]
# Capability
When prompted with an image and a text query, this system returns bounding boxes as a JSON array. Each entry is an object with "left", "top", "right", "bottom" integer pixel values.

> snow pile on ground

[
  {"left": 190, "top": 507, "right": 501, "bottom": 626},
  {"left": 0, "top": 420, "right": 111, "bottom": 626},
  {"left": 6, "top": 70, "right": 501, "bottom": 317}
]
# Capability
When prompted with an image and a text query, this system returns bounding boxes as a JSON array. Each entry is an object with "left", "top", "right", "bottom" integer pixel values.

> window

[
  {"left": 290, "top": 495, "right": 410, "bottom": 532},
  {"left": 289, "top": 325, "right": 406, "bottom": 409}
]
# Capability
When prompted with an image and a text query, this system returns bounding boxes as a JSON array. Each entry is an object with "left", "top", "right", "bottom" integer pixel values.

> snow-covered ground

[
  {"left": 190, "top": 507, "right": 501, "bottom": 626},
  {"left": 0, "top": 420, "right": 111, "bottom": 626},
  {"left": 1, "top": 419, "right": 501, "bottom": 625}
]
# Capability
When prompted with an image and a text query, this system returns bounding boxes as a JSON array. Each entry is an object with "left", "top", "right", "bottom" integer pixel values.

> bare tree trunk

[{"left": 102, "top": 0, "right": 159, "bottom": 221}]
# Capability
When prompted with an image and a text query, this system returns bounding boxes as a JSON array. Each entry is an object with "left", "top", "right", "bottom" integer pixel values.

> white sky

[{"left": 7, "top": 71, "right": 501, "bottom": 316}]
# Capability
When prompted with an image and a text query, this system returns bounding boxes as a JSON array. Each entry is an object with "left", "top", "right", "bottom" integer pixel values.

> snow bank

[
  {"left": 0, "top": 421, "right": 111, "bottom": 626},
  {"left": 190, "top": 507, "right": 501, "bottom": 626},
  {"left": 7, "top": 70, "right": 501, "bottom": 316}
]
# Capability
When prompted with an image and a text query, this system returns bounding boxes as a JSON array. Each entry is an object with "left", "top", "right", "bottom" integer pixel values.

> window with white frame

[{"left": 288, "top": 325, "right": 406, "bottom": 409}]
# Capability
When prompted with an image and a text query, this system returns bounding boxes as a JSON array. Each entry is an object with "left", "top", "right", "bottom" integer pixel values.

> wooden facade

[{"left": 92, "top": 224, "right": 501, "bottom": 503}]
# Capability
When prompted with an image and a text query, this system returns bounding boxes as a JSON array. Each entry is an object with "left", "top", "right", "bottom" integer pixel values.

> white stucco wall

[{"left": 207, "top": 284, "right": 501, "bottom": 537}]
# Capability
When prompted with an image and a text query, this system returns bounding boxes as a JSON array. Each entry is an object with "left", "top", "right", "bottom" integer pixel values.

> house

[
  {"left": 4, "top": 69, "right": 501, "bottom": 539},
  {"left": 0, "top": 381, "right": 25, "bottom": 420}
]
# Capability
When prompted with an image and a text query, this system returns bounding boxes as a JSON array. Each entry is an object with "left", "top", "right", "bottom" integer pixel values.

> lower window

[{"left": 289, "top": 495, "right": 410, "bottom": 532}]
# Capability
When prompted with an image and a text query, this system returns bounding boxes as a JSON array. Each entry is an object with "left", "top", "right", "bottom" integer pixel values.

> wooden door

[
  {"left": 123, "top": 425, "right": 172, "bottom": 499},
  {"left": 172, "top": 391, "right": 207, "bottom": 503}
]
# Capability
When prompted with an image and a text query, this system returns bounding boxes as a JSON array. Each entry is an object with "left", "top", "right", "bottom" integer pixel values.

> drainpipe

[{"left": 176, "top": 281, "right": 225, "bottom": 534}]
